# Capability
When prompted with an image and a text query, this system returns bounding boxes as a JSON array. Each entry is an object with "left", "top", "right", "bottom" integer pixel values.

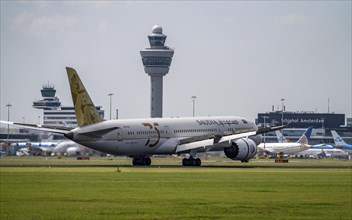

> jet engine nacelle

[{"left": 224, "top": 138, "right": 257, "bottom": 162}]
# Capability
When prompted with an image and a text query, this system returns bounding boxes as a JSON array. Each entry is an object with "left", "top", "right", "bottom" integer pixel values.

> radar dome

[{"left": 152, "top": 25, "right": 163, "bottom": 34}]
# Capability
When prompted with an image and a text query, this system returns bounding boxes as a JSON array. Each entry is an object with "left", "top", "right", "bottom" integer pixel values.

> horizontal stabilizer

[{"left": 0, "top": 121, "right": 71, "bottom": 135}]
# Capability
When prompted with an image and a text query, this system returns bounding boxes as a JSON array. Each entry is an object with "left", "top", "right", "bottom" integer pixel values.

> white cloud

[
  {"left": 13, "top": 11, "right": 33, "bottom": 26},
  {"left": 64, "top": 1, "right": 109, "bottom": 9},
  {"left": 12, "top": 12, "right": 76, "bottom": 36},
  {"left": 31, "top": 15, "right": 76, "bottom": 31},
  {"left": 274, "top": 14, "right": 304, "bottom": 25},
  {"left": 97, "top": 21, "right": 109, "bottom": 33}
]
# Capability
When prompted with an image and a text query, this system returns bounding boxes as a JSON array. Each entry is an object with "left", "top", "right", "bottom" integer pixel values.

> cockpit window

[{"left": 242, "top": 119, "right": 248, "bottom": 124}]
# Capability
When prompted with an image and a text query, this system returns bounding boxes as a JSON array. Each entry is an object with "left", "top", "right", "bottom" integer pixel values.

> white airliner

[
  {"left": 257, "top": 127, "right": 312, "bottom": 154},
  {"left": 1, "top": 67, "right": 287, "bottom": 166},
  {"left": 53, "top": 140, "right": 98, "bottom": 156}
]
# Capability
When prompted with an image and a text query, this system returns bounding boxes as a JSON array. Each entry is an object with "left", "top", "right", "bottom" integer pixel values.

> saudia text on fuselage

[{"left": 196, "top": 119, "right": 240, "bottom": 126}]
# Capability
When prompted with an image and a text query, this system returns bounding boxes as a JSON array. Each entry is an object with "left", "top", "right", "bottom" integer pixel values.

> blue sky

[{"left": 1, "top": 1, "right": 351, "bottom": 125}]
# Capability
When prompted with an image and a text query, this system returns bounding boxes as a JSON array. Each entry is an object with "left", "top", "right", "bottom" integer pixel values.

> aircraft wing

[
  {"left": 176, "top": 131, "right": 257, "bottom": 153},
  {"left": 176, "top": 125, "right": 288, "bottom": 153},
  {"left": 0, "top": 121, "right": 71, "bottom": 135},
  {"left": 255, "top": 124, "right": 290, "bottom": 135}
]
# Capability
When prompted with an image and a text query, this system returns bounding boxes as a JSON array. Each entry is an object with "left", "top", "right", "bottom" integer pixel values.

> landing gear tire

[
  {"left": 132, "top": 156, "right": 152, "bottom": 166},
  {"left": 145, "top": 157, "right": 151, "bottom": 166},
  {"left": 182, "top": 158, "right": 201, "bottom": 167}
]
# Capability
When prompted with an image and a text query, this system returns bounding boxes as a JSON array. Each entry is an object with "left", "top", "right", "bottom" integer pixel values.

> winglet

[{"left": 66, "top": 67, "right": 104, "bottom": 127}]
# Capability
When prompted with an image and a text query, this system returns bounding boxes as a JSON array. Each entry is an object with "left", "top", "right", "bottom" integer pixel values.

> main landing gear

[
  {"left": 182, "top": 157, "right": 201, "bottom": 166},
  {"left": 132, "top": 156, "right": 151, "bottom": 166}
]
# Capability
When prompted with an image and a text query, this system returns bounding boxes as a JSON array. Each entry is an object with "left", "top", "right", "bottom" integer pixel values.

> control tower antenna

[{"left": 140, "top": 25, "right": 174, "bottom": 118}]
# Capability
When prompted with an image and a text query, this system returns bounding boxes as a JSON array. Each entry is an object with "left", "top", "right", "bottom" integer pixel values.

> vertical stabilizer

[
  {"left": 331, "top": 130, "right": 347, "bottom": 146},
  {"left": 296, "top": 127, "right": 313, "bottom": 144},
  {"left": 275, "top": 130, "right": 288, "bottom": 143},
  {"left": 66, "top": 67, "right": 104, "bottom": 127}
]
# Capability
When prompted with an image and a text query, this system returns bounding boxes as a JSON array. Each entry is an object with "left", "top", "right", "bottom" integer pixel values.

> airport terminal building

[
  {"left": 256, "top": 111, "right": 345, "bottom": 129},
  {"left": 256, "top": 111, "right": 351, "bottom": 144},
  {"left": 33, "top": 83, "right": 104, "bottom": 128}
]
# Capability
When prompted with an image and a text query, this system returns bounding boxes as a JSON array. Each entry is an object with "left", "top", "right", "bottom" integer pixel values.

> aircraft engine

[{"left": 224, "top": 138, "right": 257, "bottom": 162}]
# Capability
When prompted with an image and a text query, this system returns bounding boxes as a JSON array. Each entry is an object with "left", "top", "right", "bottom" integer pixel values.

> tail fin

[
  {"left": 275, "top": 130, "right": 288, "bottom": 143},
  {"left": 331, "top": 130, "right": 347, "bottom": 146},
  {"left": 66, "top": 67, "right": 104, "bottom": 127},
  {"left": 296, "top": 127, "right": 313, "bottom": 144}
]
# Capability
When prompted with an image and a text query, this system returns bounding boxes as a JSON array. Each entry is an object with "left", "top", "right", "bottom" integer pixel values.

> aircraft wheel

[
  {"left": 182, "top": 158, "right": 201, "bottom": 166},
  {"left": 145, "top": 157, "right": 151, "bottom": 166},
  {"left": 195, "top": 158, "right": 201, "bottom": 166},
  {"left": 132, "top": 158, "right": 137, "bottom": 166}
]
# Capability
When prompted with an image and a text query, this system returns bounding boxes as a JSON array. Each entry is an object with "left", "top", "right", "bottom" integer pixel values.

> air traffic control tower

[{"left": 140, "top": 25, "right": 174, "bottom": 118}]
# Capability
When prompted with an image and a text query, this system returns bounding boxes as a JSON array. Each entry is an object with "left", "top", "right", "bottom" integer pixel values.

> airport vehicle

[
  {"left": 257, "top": 127, "right": 312, "bottom": 154},
  {"left": 1, "top": 67, "right": 287, "bottom": 166},
  {"left": 331, "top": 130, "right": 352, "bottom": 154}
]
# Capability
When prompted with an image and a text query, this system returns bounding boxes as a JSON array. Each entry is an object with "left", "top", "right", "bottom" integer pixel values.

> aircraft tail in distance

[
  {"left": 296, "top": 127, "right": 313, "bottom": 144},
  {"left": 331, "top": 130, "right": 348, "bottom": 146},
  {"left": 66, "top": 67, "right": 104, "bottom": 127},
  {"left": 275, "top": 130, "right": 288, "bottom": 143}
]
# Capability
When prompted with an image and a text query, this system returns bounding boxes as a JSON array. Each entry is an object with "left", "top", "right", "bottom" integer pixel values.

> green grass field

[{"left": 1, "top": 158, "right": 351, "bottom": 219}]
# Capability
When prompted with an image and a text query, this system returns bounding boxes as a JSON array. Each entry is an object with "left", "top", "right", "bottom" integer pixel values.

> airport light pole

[
  {"left": 281, "top": 98, "right": 285, "bottom": 126},
  {"left": 108, "top": 93, "right": 113, "bottom": 120},
  {"left": 191, "top": 96, "right": 197, "bottom": 117},
  {"left": 261, "top": 116, "right": 269, "bottom": 149},
  {"left": 6, "top": 103, "right": 12, "bottom": 155}
]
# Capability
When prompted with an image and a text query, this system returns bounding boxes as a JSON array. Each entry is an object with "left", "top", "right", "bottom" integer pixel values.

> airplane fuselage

[
  {"left": 66, "top": 116, "right": 258, "bottom": 156},
  {"left": 257, "top": 142, "right": 309, "bottom": 154}
]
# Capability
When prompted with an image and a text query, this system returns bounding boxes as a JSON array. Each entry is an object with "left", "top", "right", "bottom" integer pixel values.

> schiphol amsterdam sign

[{"left": 282, "top": 118, "right": 325, "bottom": 124}]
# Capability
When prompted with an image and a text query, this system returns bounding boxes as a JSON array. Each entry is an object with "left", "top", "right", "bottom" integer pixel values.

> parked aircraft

[
  {"left": 1, "top": 67, "right": 287, "bottom": 166},
  {"left": 296, "top": 147, "right": 348, "bottom": 158},
  {"left": 275, "top": 128, "right": 348, "bottom": 158},
  {"left": 331, "top": 130, "right": 352, "bottom": 154},
  {"left": 53, "top": 140, "right": 103, "bottom": 156},
  {"left": 257, "top": 127, "right": 312, "bottom": 154}
]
